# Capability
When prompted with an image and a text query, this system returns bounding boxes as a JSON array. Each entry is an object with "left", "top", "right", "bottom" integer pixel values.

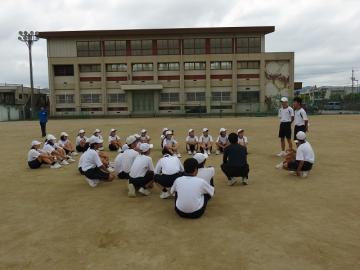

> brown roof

[{"left": 38, "top": 26, "right": 275, "bottom": 39}]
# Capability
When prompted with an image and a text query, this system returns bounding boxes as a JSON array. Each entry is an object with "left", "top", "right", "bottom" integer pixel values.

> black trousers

[
  {"left": 40, "top": 122, "right": 47, "bottom": 137},
  {"left": 186, "top": 144, "right": 197, "bottom": 152},
  {"left": 288, "top": 160, "right": 313, "bottom": 171},
  {"left": 154, "top": 172, "right": 183, "bottom": 188},
  {"left": 175, "top": 194, "right": 211, "bottom": 219},
  {"left": 200, "top": 146, "right": 212, "bottom": 153},
  {"left": 129, "top": 171, "right": 154, "bottom": 189},
  {"left": 117, "top": 171, "right": 130, "bottom": 180},
  {"left": 221, "top": 163, "right": 249, "bottom": 180}
]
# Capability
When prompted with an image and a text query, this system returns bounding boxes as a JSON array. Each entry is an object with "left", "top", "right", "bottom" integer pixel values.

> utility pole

[
  {"left": 351, "top": 68, "right": 355, "bottom": 94},
  {"left": 18, "top": 31, "right": 39, "bottom": 119}
]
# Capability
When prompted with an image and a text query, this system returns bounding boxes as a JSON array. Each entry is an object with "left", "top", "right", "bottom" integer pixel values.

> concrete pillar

[{"left": 74, "top": 63, "right": 81, "bottom": 115}]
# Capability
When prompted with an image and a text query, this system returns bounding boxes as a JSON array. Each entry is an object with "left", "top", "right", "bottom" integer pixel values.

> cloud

[{"left": 0, "top": 0, "right": 359, "bottom": 87}]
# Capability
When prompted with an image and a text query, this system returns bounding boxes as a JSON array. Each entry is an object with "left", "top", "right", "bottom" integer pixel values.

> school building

[{"left": 38, "top": 26, "right": 294, "bottom": 117}]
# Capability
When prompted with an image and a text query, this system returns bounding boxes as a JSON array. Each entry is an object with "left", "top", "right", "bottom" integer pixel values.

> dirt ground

[{"left": 0, "top": 115, "right": 359, "bottom": 270}]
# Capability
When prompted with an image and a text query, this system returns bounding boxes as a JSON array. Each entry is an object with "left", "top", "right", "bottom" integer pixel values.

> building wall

[{"left": 46, "top": 34, "right": 294, "bottom": 116}]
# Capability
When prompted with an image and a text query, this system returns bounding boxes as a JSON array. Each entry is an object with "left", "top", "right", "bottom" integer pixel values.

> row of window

[
  {"left": 56, "top": 91, "right": 259, "bottom": 104},
  {"left": 76, "top": 37, "right": 261, "bottom": 57},
  {"left": 54, "top": 61, "right": 260, "bottom": 76}
]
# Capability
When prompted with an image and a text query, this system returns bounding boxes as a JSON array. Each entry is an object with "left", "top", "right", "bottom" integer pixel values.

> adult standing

[
  {"left": 38, "top": 107, "right": 48, "bottom": 138},
  {"left": 277, "top": 97, "right": 294, "bottom": 157}
]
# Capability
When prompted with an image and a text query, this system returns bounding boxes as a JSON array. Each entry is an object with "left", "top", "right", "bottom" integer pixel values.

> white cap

[
  {"left": 141, "top": 129, "right": 147, "bottom": 133},
  {"left": 237, "top": 129, "right": 244, "bottom": 133},
  {"left": 78, "top": 129, "right": 85, "bottom": 134},
  {"left": 202, "top": 128, "right": 209, "bottom": 132},
  {"left": 60, "top": 132, "right": 68, "bottom": 137},
  {"left": 281, "top": 97, "right": 288, "bottom": 102},
  {"left": 139, "top": 143, "right": 153, "bottom": 153},
  {"left": 94, "top": 129, "right": 101, "bottom": 134},
  {"left": 296, "top": 131, "right": 306, "bottom": 140},
  {"left": 133, "top": 133, "right": 141, "bottom": 139},
  {"left": 126, "top": 135, "right": 137, "bottom": 145},
  {"left": 110, "top": 128, "right": 117, "bottom": 133},
  {"left": 220, "top": 128, "right": 227, "bottom": 133},
  {"left": 88, "top": 135, "right": 103, "bottom": 145},
  {"left": 162, "top": 128, "right": 169, "bottom": 132},
  {"left": 165, "top": 130, "right": 173, "bottom": 135},
  {"left": 46, "top": 134, "right": 56, "bottom": 141},
  {"left": 121, "top": 144, "right": 129, "bottom": 152},
  {"left": 31, "top": 140, "right": 42, "bottom": 147},
  {"left": 193, "top": 153, "right": 208, "bottom": 164},
  {"left": 188, "top": 129, "right": 194, "bottom": 133}
]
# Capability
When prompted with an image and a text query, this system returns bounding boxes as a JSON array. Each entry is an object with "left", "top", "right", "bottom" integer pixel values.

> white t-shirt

[
  {"left": 43, "top": 143, "right": 56, "bottom": 154},
  {"left": 216, "top": 135, "right": 229, "bottom": 145},
  {"left": 186, "top": 136, "right": 198, "bottom": 143},
  {"left": 199, "top": 135, "right": 213, "bottom": 144},
  {"left": 28, "top": 149, "right": 41, "bottom": 162},
  {"left": 78, "top": 152, "right": 85, "bottom": 168},
  {"left": 294, "top": 108, "right": 308, "bottom": 126},
  {"left": 57, "top": 139, "right": 68, "bottom": 148},
  {"left": 197, "top": 167, "right": 215, "bottom": 185},
  {"left": 129, "top": 155, "right": 154, "bottom": 178},
  {"left": 296, "top": 141, "right": 315, "bottom": 164},
  {"left": 238, "top": 136, "right": 248, "bottom": 146},
  {"left": 81, "top": 149, "right": 103, "bottom": 172},
  {"left": 171, "top": 176, "right": 215, "bottom": 213},
  {"left": 163, "top": 138, "right": 177, "bottom": 149},
  {"left": 279, "top": 106, "right": 294, "bottom": 122},
  {"left": 108, "top": 135, "right": 120, "bottom": 144},
  {"left": 154, "top": 155, "right": 184, "bottom": 175},
  {"left": 114, "top": 149, "right": 139, "bottom": 174},
  {"left": 76, "top": 136, "right": 87, "bottom": 146}
]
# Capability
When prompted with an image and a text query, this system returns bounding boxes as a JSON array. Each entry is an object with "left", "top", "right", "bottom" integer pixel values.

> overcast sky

[{"left": 0, "top": 0, "right": 359, "bottom": 88}]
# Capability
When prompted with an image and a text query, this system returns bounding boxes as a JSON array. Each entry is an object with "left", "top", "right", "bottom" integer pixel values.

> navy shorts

[
  {"left": 28, "top": 159, "right": 42, "bottom": 169},
  {"left": 279, "top": 122, "right": 292, "bottom": 139}
]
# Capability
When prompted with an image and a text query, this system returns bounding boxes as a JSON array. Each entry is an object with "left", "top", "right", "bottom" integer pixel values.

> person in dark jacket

[
  {"left": 221, "top": 132, "right": 249, "bottom": 186},
  {"left": 38, "top": 107, "right": 48, "bottom": 137}
]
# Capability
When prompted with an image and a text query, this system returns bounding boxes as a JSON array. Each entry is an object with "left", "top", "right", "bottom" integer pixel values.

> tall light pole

[{"left": 18, "top": 30, "right": 39, "bottom": 118}]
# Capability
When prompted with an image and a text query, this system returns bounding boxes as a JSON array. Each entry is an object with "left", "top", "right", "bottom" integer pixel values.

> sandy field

[{"left": 0, "top": 115, "right": 359, "bottom": 270}]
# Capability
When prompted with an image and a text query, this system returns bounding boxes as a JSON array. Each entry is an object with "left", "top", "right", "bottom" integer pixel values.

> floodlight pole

[{"left": 18, "top": 31, "right": 39, "bottom": 118}]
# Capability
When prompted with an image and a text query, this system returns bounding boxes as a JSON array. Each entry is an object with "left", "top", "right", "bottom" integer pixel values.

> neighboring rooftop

[{"left": 38, "top": 26, "right": 275, "bottom": 39}]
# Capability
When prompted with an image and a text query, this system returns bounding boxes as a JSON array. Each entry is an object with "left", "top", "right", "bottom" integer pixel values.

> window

[
  {"left": 185, "top": 106, "right": 207, "bottom": 113},
  {"left": 56, "top": 94, "right": 74, "bottom": 104},
  {"left": 104, "top": 40, "right": 126, "bottom": 56},
  {"left": 157, "top": 40, "right": 180, "bottom": 55},
  {"left": 54, "top": 65, "right": 74, "bottom": 76},
  {"left": 80, "top": 93, "right": 101, "bottom": 103},
  {"left": 210, "top": 38, "right": 233, "bottom": 54},
  {"left": 159, "top": 106, "right": 181, "bottom": 111},
  {"left": 76, "top": 41, "right": 101, "bottom": 57},
  {"left": 211, "top": 105, "right": 232, "bottom": 110},
  {"left": 184, "top": 62, "right": 206, "bottom": 70},
  {"left": 131, "top": 40, "right": 152, "bottom": 56},
  {"left": 211, "top": 92, "right": 231, "bottom": 102},
  {"left": 158, "top": 62, "right": 180, "bottom": 71},
  {"left": 79, "top": 64, "right": 101, "bottom": 73},
  {"left": 106, "top": 64, "right": 127, "bottom": 72},
  {"left": 107, "top": 93, "right": 126, "bottom": 103},
  {"left": 160, "top": 93, "right": 180, "bottom": 103},
  {"left": 80, "top": 107, "right": 103, "bottom": 111},
  {"left": 183, "top": 39, "right": 206, "bottom": 55},
  {"left": 108, "top": 107, "right": 128, "bottom": 111},
  {"left": 237, "top": 91, "right": 260, "bottom": 103},
  {"left": 210, "top": 61, "right": 232, "bottom": 70},
  {"left": 237, "top": 61, "right": 260, "bottom": 69},
  {"left": 56, "top": 108, "right": 76, "bottom": 112},
  {"left": 132, "top": 63, "right": 153, "bottom": 72},
  {"left": 186, "top": 92, "right": 206, "bottom": 102},
  {"left": 236, "top": 37, "right": 261, "bottom": 53}
]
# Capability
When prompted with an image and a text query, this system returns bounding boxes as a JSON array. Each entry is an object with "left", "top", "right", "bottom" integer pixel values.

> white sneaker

[
  {"left": 128, "top": 182, "right": 136, "bottom": 197},
  {"left": 61, "top": 160, "right": 69, "bottom": 165},
  {"left": 98, "top": 147, "right": 104, "bottom": 151},
  {"left": 275, "top": 162, "right": 284, "bottom": 169},
  {"left": 50, "top": 163, "right": 62, "bottom": 169},
  {"left": 72, "top": 152, "right": 79, "bottom": 156},
  {"left": 289, "top": 171, "right": 297, "bottom": 176},
  {"left": 192, "top": 151, "right": 196, "bottom": 155},
  {"left": 67, "top": 158, "right": 76, "bottom": 163},
  {"left": 139, "top": 187, "right": 151, "bottom": 196},
  {"left": 228, "top": 177, "right": 237, "bottom": 186},
  {"left": 216, "top": 150, "right": 220, "bottom": 155},
  {"left": 160, "top": 191, "right": 171, "bottom": 199},
  {"left": 207, "top": 150, "right": 211, "bottom": 155},
  {"left": 276, "top": 151, "right": 286, "bottom": 157},
  {"left": 188, "top": 151, "right": 192, "bottom": 155},
  {"left": 107, "top": 167, "right": 115, "bottom": 173},
  {"left": 301, "top": 171, "right": 309, "bottom": 178},
  {"left": 177, "top": 153, "right": 182, "bottom": 158},
  {"left": 109, "top": 161, "right": 116, "bottom": 168},
  {"left": 86, "top": 178, "right": 99, "bottom": 188},
  {"left": 242, "top": 177, "right": 248, "bottom": 185}
]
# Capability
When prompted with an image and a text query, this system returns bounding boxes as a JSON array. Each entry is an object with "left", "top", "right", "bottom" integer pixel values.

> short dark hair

[
  {"left": 183, "top": 158, "right": 198, "bottom": 174},
  {"left": 293, "top": 97, "right": 302, "bottom": 104},
  {"left": 228, "top": 133, "right": 238, "bottom": 144}
]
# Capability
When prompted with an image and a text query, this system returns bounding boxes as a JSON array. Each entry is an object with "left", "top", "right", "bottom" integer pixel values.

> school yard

[{"left": 0, "top": 115, "right": 359, "bottom": 270}]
